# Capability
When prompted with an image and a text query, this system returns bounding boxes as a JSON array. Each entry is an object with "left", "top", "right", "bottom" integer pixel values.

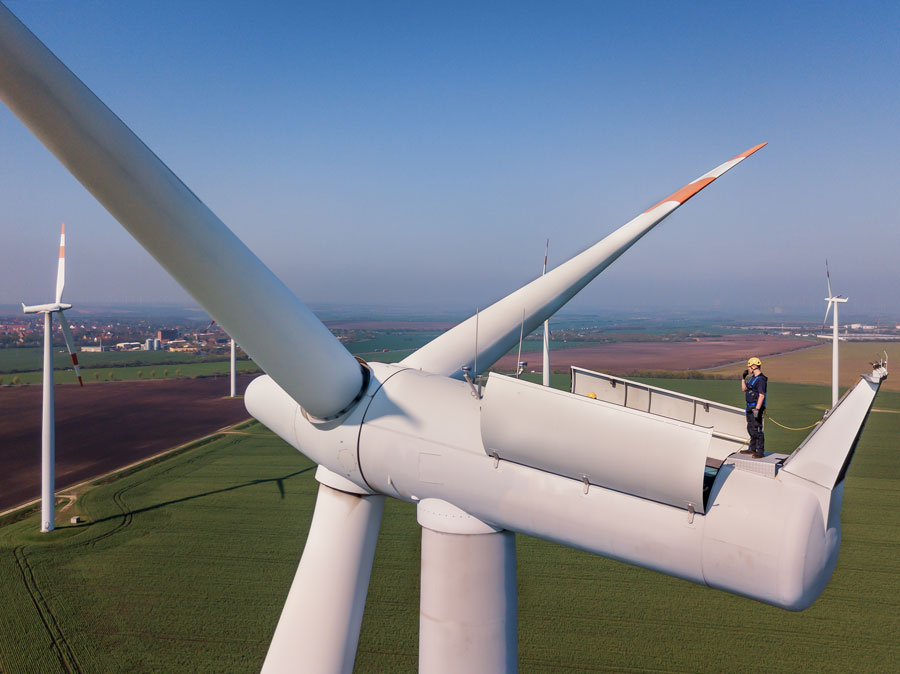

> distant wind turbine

[
  {"left": 230, "top": 337, "right": 236, "bottom": 397},
  {"left": 205, "top": 319, "right": 237, "bottom": 397},
  {"left": 542, "top": 239, "right": 550, "bottom": 387},
  {"left": 22, "top": 223, "right": 83, "bottom": 533},
  {"left": 824, "top": 260, "right": 848, "bottom": 408}
]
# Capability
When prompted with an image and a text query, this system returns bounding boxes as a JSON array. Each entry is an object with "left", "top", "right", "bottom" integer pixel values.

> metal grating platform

[{"left": 725, "top": 452, "right": 789, "bottom": 478}]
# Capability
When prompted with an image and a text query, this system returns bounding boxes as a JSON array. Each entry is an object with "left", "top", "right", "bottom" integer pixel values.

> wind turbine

[
  {"left": 21, "top": 222, "right": 83, "bottom": 533},
  {"left": 0, "top": 5, "right": 887, "bottom": 672},
  {"left": 824, "top": 260, "right": 849, "bottom": 408},
  {"left": 230, "top": 337, "right": 237, "bottom": 398},
  {"left": 204, "top": 319, "right": 237, "bottom": 397},
  {"left": 542, "top": 239, "right": 550, "bottom": 387}
]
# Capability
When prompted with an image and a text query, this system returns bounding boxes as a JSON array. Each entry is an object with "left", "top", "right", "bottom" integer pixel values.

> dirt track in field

[
  {"left": 0, "top": 375, "right": 256, "bottom": 512},
  {"left": 493, "top": 335, "right": 814, "bottom": 374}
]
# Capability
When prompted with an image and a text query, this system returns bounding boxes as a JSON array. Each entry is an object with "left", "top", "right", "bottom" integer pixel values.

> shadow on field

[{"left": 67, "top": 466, "right": 315, "bottom": 529}]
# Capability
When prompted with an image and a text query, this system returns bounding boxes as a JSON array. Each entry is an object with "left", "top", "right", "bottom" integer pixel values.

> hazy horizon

[
  {"left": 1, "top": 300, "right": 895, "bottom": 327},
  {"left": 1, "top": 2, "right": 897, "bottom": 319}
]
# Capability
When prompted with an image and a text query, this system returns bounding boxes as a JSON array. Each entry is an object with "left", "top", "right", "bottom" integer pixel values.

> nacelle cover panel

[{"left": 480, "top": 374, "right": 712, "bottom": 511}]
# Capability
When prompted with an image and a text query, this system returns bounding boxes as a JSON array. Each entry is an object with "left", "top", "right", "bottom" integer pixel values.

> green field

[
  {"left": 0, "top": 347, "right": 260, "bottom": 386},
  {"left": 0, "top": 347, "right": 238, "bottom": 373},
  {"left": 0, "top": 359, "right": 262, "bottom": 386},
  {"left": 1, "top": 379, "right": 898, "bottom": 672},
  {"left": 344, "top": 331, "right": 443, "bottom": 356}
]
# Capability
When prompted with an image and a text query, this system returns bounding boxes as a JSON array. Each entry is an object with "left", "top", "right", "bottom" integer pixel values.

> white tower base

[
  {"left": 262, "top": 473, "right": 384, "bottom": 674},
  {"left": 832, "top": 302, "right": 839, "bottom": 408},
  {"left": 41, "top": 311, "right": 55, "bottom": 533},
  {"left": 418, "top": 499, "right": 518, "bottom": 674},
  {"left": 230, "top": 338, "right": 236, "bottom": 398}
]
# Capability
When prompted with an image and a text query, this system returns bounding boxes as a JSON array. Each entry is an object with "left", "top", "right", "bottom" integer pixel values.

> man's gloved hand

[
  {"left": 742, "top": 369, "right": 750, "bottom": 379},
  {"left": 754, "top": 409, "right": 761, "bottom": 419}
]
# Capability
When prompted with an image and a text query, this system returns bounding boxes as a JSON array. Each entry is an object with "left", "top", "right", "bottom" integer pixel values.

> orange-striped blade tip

[
  {"left": 77, "top": 376, "right": 83, "bottom": 387},
  {"left": 644, "top": 176, "right": 716, "bottom": 213},
  {"left": 60, "top": 222, "right": 65, "bottom": 234},
  {"left": 731, "top": 142, "right": 767, "bottom": 161}
]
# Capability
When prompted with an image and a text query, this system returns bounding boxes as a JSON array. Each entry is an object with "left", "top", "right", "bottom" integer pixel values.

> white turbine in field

[
  {"left": 204, "top": 318, "right": 237, "bottom": 397},
  {"left": 0, "top": 5, "right": 888, "bottom": 672},
  {"left": 824, "top": 261, "right": 849, "bottom": 408},
  {"left": 230, "top": 338, "right": 236, "bottom": 398},
  {"left": 21, "top": 223, "right": 83, "bottom": 533},
  {"left": 542, "top": 239, "right": 550, "bottom": 387}
]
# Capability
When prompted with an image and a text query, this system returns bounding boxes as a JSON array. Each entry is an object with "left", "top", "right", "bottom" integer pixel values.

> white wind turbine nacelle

[{"left": 0, "top": 4, "right": 885, "bottom": 672}]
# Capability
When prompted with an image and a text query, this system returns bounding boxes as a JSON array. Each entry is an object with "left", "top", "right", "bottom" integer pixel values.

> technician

[{"left": 740, "top": 357, "right": 767, "bottom": 458}]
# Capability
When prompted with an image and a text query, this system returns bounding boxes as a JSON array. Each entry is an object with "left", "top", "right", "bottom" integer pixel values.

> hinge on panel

[
  {"left": 462, "top": 366, "right": 483, "bottom": 399},
  {"left": 687, "top": 503, "right": 695, "bottom": 524}
]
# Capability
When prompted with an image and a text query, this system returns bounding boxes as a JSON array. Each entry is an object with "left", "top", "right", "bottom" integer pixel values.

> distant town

[
  {"left": 0, "top": 312, "right": 377, "bottom": 354},
  {"left": 2, "top": 309, "right": 900, "bottom": 355}
]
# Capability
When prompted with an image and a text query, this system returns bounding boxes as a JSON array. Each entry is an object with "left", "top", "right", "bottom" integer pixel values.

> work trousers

[{"left": 746, "top": 410, "right": 765, "bottom": 454}]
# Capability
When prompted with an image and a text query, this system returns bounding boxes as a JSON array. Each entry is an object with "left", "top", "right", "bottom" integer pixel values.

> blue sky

[{"left": 1, "top": 1, "right": 897, "bottom": 318}]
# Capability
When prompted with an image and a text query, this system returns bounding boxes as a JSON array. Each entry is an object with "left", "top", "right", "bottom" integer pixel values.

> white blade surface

[
  {"left": 403, "top": 144, "right": 766, "bottom": 377},
  {"left": 262, "top": 484, "right": 384, "bottom": 674},
  {"left": 55, "top": 222, "right": 65, "bottom": 303},
  {"left": 782, "top": 368, "right": 885, "bottom": 489},
  {"left": 57, "top": 311, "right": 83, "bottom": 387},
  {"left": 0, "top": 4, "right": 362, "bottom": 419}
]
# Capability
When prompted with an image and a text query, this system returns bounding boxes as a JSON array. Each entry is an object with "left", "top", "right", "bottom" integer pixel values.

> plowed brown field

[
  {"left": 494, "top": 334, "right": 814, "bottom": 374},
  {"left": 0, "top": 375, "right": 255, "bottom": 512}
]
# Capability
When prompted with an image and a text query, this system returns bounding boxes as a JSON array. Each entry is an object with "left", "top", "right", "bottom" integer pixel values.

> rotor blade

[
  {"left": 781, "top": 368, "right": 885, "bottom": 489},
  {"left": 825, "top": 259, "right": 833, "bottom": 298},
  {"left": 55, "top": 222, "right": 65, "bottom": 304},
  {"left": 0, "top": 5, "right": 362, "bottom": 419},
  {"left": 403, "top": 143, "right": 767, "bottom": 376},
  {"left": 262, "top": 483, "right": 384, "bottom": 673},
  {"left": 57, "top": 311, "right": 83, "bottom": 386},
  {"left": 824, "top": 300, "right": 832, "bottom": 326}
]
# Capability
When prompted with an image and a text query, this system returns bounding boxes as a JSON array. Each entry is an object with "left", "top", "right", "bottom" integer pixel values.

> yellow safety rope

[{"left": 765, "top": 415, "right": 821, "bottom": 431}]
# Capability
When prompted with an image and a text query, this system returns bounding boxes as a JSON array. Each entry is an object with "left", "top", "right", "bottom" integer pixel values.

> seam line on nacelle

[{"left": 356, "top": 366, "right": 411, "bottom": 492}]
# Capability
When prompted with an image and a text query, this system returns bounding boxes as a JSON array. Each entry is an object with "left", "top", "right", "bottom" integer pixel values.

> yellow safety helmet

[{"left": 747, "top": 357, "right": 762, "bottom": 368}]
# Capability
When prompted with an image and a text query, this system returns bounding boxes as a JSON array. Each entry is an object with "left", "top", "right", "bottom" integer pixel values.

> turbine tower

[
  {"left": 21, "top": 223, "right": 83, "bottom": 532},
  {"left": 824, "top": 260, "right": 848, "bottom": 408},
  {"left": 205, "top": 319, "right": 237, "bottom": 397},
  {"left": 542, "top": 239, "right": 550, "bottom": 387},
  {"left": 0, "top": 5, "right": 887, "bottom": 671},
  {"left": 230, "top": 337, "right": 236, "bottom": 397}
]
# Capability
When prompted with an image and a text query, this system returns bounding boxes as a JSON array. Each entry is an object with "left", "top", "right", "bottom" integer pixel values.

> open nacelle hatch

[{"left": 480, "top": 367, "right": 751, "bottom": 513}]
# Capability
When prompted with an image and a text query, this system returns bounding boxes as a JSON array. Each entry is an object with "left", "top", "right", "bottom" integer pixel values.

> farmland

[
  {"left": 495, "top": 333, "right": 814, "bottom": 376},
  {"left": 708, "top": 340, "right": 900, "bottom": 393},
  {"left": 0, "top": 347, "right": 260, "bottom": 386},
  {"left": 0, "top": 376, "right": 256, "bottom": 512},
  {"left": 1, "top": 377, "right": 898, "bottom": 672}
]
